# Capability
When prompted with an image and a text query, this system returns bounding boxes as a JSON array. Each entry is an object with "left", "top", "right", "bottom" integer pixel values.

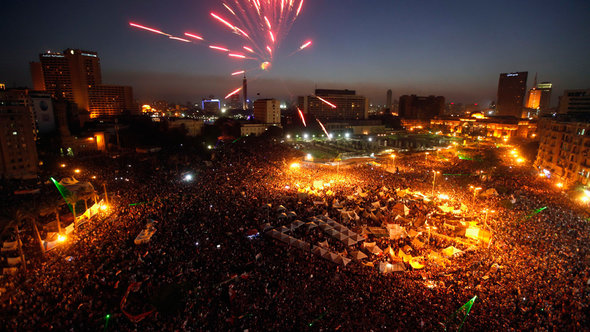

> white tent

[
  {"left": 442, "top": 246, "right": 464, "bottom": 257},
  {"left": 336, "top": 255, "right": 352, "bottom": 266},
  {"left": 318, "top": 240, "right": 329, "bottom": 248},
  {"left": 386, "top": 224, "right": 405, "bottom": 239},
  {"left": 277, "top": 205, "right": 287, "bottom": 212},
  {"left": 379, "top": 261, "right": 404, "bottom": 274},
  {"left": 372, "top": 201, "right": 381, "bottom": 209}
]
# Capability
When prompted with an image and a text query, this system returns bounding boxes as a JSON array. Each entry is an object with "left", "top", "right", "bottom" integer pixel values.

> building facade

[
  {"left": 535, "top": 115, "right": 590, "bottom": 185},
  {"left": 88, "top": 85, "right": 136, "bottom": 118},
  {"left": 0, "top": 89, "right": 39, "bottom": 179},
  {"left": 537, "top": 82, "right": 552, "bottom": 111},
  {"left": 497, "top": 72, "right": 528, "bottom": 118},
  {"left": 31, "top": 49, "right": 136, "bottom": 118},
  {"left": 398, "top": 95, "right": 445, "bottom": 121},
  {"left": 558, "top": 89, "right": 590, "bottom": 114},
  {"left": 253, "top": 99, "right": 281, "bottom": 125},
  {"left": 431, "top": 115, "right": 536, "bottom": 139},
  {"left": 298, "top": 89, "right": 368, "bottom": 121}
]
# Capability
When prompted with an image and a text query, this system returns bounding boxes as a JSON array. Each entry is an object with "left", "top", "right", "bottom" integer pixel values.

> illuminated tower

[{"left": 243, "top": 75, "right": 248, "bottom": 110}]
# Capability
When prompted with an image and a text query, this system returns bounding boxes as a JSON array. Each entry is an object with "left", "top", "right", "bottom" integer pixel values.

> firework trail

[
  {"left": 297, "top": 107, "right": 307, "bottom": 127},
  {"left": 315, "top": 96, "right": 337, "bottom": 108},
  {"left": 129, "top": 0, "right": 311, "bottom": 99},
  {"left": 316, "top": 118, "right": 330, "bottom": 139}
]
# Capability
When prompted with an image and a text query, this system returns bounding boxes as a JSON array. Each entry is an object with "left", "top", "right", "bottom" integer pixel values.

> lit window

[{"left": 12, "top": 131, "right": 17, "bottom": 135}]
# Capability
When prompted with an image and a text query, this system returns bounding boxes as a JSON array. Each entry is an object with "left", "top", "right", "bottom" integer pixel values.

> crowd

[{"left": 0, "top": 139, "right": 589, "bottom": 330}]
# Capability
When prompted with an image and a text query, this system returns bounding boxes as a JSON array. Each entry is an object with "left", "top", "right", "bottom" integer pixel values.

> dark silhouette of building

[
  {"left": 386, "top": 89, "right": 392, "bottom": 111},
  {"left": 558, "top": 89, "right": 590, "bottom": 114},
  {"left": 497, "top": 72, "right": 528, "bottom": 118},
  {"left": 537, "top": 82, "right": 552, "bottom": 111},
  {"left": 398, "top": 95, "right": 445, "bottom": 120}
]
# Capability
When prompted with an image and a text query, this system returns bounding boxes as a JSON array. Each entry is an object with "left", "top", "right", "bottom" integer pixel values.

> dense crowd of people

[{"left": 1, "top": 139, "right": 589, "bottom": 330}]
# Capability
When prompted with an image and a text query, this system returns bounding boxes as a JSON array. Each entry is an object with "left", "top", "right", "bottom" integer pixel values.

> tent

[
  {"left": 481, "top": 188, "right": 499, "bottom": 197},
  {"left": 278, "top": 212, "right": 288, "bottom": 219},
  {"left": 409, "top": 257, "right": 426, "bottom": 269},
  {"left": 134, "top": 225, "right": 156, "bottom": 245},
  {"left": 267, "top": 229, "right": 281, "bottom": 239},
  {"left": 398, "top": 249, "right": 412, "bottom": 263},
  {"left": 336, "top": 255, "right": 352, "bottom": 266},
  {"left": 350, "top": 250, "right": 368, "bottom": 260},
  {"left": 392, "top": 203, "right": 410, "bottom": 216},
  {"left": 442, "top": 246, "right": 464, "bottom": 257},
  {"left": 372, "top": 201, "right": 381, "bottom": 209},
  {"left": 384, "top": 246, "right": 396, "bottom": 259},
  {"left": 288, "top": 236, "right": 299, "bottom": 245},
  {"left": 292, "top": 220, "right": 305, "bottom": 229},
  {"left": 379, "top": 261, "right": 405, "bottom": 273},
  {"left": 325, "top": 229, "right": 338, "bottom": 237},
  {"left": 261, "top": 223, "right": 273, "bottom": 232},
  {"left": 278, "top": 225, "right": 290, "bottom": 233},
  {"left": 341, "top": 236, "right": 356, "bottom": 246},
  {"left": 364, "top": 242, "right": 383, "bottom": 255},
  {"left": 306, "top": 222, "right": 318, "bottom": 229},
  {"left": 411, "top": 238, "right": 425, "bottom": 250},
  {"left": 385, "top": 224, "right": 405, "bottom": 240},
  {"left": 318, "top": 240, "right": 329, "bottom": 248},
  {"left": 407, "top": 229, "right": 420, "bottom": 238},
  {"left": 279, "top": 233, "right": 290, "bottom": 243},
  {"left": 277, "top": 205, "right": 287, "bottom": 212},
  {"left": 287, "top": 211, "right": 297, "bottom": 218},
  {"left": 296, "top": 240, "right": 311, "bottom": 251}
]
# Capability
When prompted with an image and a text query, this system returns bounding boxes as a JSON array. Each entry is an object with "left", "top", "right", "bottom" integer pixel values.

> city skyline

[{"left": 1, "top": 0, "right": 589, "bottom": 105}]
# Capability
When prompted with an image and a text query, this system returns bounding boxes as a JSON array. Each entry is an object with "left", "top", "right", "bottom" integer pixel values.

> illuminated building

[
  {"left": 558, "top": 89, "right": 590, "bottom": 114},
  {"left": 537, "top": 82, "right": 552, "bottom": 111},
  {"left": 30, "top": 49, "right": 137, "bottom": 118},
  {"left": 298, "top": 89, "right": 368, "bottom": 121},
  {"left": 88, "top": 85, "right": 136, "bottom": 118},
  {"left": 253, "top": 99, "right": 281, "bottom": 125},
  {"left": 202, "top": 99, "right": 221, "bottom": 113},
  {"left": 168, "top": 119, "right": 204, "bottom": 136},
  {"left": 430, "top": 115, "right": 536, "bottom": 139},
  {"left": 399, "top": 95, "right": 445, "bottom": 120},
  {"left": 535, "top": 114, "right": 590, "bottom": 185},
  {"left": 0, "top": 89, "right": 39, "bottom": 179},
  {"left": 526, "top": 88, "right": 542, "bottom": 109},
  {"left": 496, "top": 72, "right": 528, "bottom": 118}
]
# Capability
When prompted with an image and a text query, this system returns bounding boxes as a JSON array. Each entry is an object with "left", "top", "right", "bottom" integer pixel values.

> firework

[
  {"left": 225, "top": 87, "right": 243, "bottom": 99},
  {"left": 231, "top": 70, "right": 246, "bottom": 76},
  {"left": 316, "top": 96, "right": 337, "bottom": 109},
  {"left": 297, "top": 107, "right": 307, "bottom": 127},
  {"left": 316, "top": 119, "right": 330, "bottom": 138}
]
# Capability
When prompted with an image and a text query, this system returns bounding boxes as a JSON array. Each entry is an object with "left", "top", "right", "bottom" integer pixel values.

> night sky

[{"left": 2, "top": 0, "right": 589, "bottom": 106}]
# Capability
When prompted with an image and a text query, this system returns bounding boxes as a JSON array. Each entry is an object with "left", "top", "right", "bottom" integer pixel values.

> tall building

[
  {"left": 398, "top": 95, "right": 445, "bottom": 120},
  {"left": 298, "top": 89, "right": 368, "bottom": 121},
  {"left": 558, "top": 89, "right": 590, "bottom": 114},
  {"left": 535, "top": 114, "right": 590, "bottom": 185},
  {"left": 0, "top": 89, "right": 39, "bottom": 179},
  {"left": 243, "top": 75, "right": 248, "bottom": 110},
  {"left": 537, "top": 82, "right": 552, "bottom": 111},
  {"left": 496, "top": 72, "right": 528, "bottom": 118},
  {"left": 526, "top": 88, "right": 542, "bottom": 109},
  {"left": 30, "top": 49, "right": 136, "bottom": 118},
  {"left": 386, "top": 89, "right": 393, "bottom": 111},
  {"left": 253, "top": 99, "right": 281, "bottom": 125}
]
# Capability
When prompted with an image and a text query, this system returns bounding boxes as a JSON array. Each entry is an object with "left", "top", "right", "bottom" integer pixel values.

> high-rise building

[
  {"left": 537, "top": 82, "right": 552, "bottom": 111},
  {"left": 496, "top": 72, "right": 528, "bottom": 118},
  {"left": 0, "top": 89, "right": 39, "bottom": 179},
  {"left": 558, "top": 89, "right": 590, "bottom": 114},
  {"left": 253, "top": 99, "right": 281, "bottom": 125},
  {"left": 243, "top": 75, "right": 248, "bottom": 110},
  {"left": 386, "top": 89, "right": 392, "bottom": 111},
  {"left": 398, "top": 95, "right": 445, "bottom": 120},
  {"left": 526, "top": 88, "right": 542, "bottom": 109},
  {"left": 298, "top": 89, "right": 368, "bottom": 121},
  {"left": 30, "top": 49, "right": 136, "bottom": 118}
]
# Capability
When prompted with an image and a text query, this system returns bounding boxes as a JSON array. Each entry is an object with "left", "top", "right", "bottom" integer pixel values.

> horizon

[{"left": 1, "top": 0, "right": 589, "bottom": 106}]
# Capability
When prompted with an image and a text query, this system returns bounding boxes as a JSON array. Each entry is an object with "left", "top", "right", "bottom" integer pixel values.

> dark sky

[{"left": 1, "top": 0, "right": 589, "bottom": 106}]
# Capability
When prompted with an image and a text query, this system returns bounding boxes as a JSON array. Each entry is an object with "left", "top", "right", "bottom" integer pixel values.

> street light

[
  {"left": 74, "top": 169, "right": 81, "bottom": 174},
  {"left": 432, "top": 170, "right": 440, "bottom": 196},
  {"left": 483, "top": 209, "right": 495, "bottom": 229},
  {"left": 470, "top": 185, "right": 482, "bottom": 202}
]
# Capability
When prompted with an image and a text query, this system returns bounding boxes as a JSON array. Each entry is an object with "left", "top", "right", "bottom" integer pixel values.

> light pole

[
  {"left": 483, "top": 209, "right": 495, "bottom": 229},
  {"left": 391, "top": 154, "right": 396, "bottom": 171},
  {"left": 470, "top": 185, "right": 482, "bottom": 203},
  {"left": 432, "top": 170, "right": 440, "bottom": 196}
]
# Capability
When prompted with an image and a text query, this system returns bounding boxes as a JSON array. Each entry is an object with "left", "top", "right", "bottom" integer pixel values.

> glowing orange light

[{"left": 224, "top": 87, "right": 242, "bottom": 99}]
